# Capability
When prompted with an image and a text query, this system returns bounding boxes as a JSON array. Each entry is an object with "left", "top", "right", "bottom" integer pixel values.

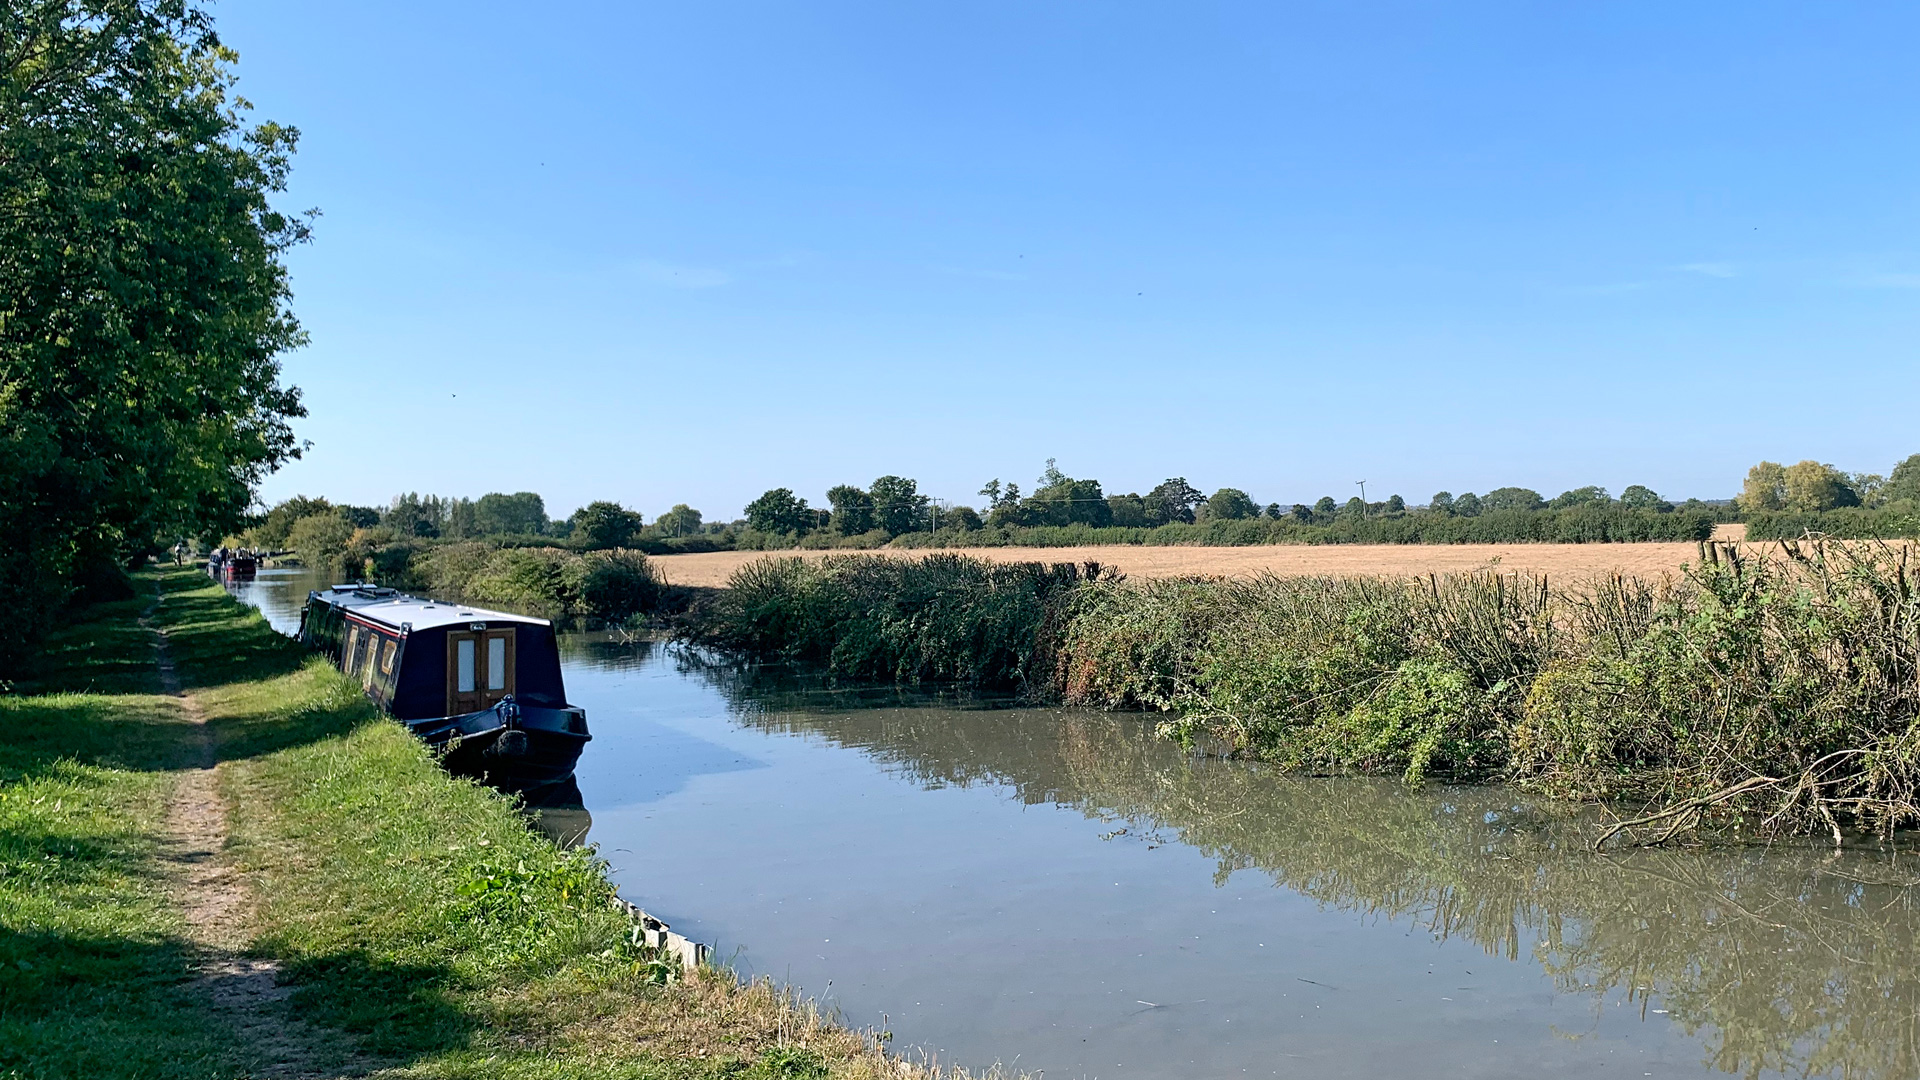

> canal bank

[
  {"left": 0, "top": 567, "right": 952, "bottom": 1079},
  {"left": 225, "top": 564, "right": 1920, "bottom": 1080}
]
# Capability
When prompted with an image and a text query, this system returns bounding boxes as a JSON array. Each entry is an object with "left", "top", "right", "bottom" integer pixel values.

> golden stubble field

[{"left": 650, "top": 526, "right": 1758, "bottom": 589}]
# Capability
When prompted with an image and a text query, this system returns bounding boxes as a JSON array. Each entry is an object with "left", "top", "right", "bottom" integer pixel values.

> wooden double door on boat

[{"left": 446, "top": 628, "right": 516, "bottom": 715}]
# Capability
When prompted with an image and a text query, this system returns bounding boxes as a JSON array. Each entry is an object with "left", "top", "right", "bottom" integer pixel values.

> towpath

[{"left": 143, "top": 587, "right": 376, "bottom": 1079}]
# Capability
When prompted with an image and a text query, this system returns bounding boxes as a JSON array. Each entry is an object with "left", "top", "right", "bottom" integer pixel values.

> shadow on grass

[
  {"left": 0, "top": 927, "right": 247, "bottom": 1079},
  {"left": 153, "top": 569, "right": 310, "bottom": 690},
  {"left": 275, "top": 948, "right": 476, "bottom": 1059}
]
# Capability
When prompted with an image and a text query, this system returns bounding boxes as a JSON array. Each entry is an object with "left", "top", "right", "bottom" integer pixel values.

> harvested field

[{"left": 653, "top": 528, "right": 1758, "bottom": 590}]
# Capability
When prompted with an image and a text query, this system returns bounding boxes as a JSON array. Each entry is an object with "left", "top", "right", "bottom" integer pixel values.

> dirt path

[{"left": 143, "top": 591, "right": 375, "bottom": 1079}]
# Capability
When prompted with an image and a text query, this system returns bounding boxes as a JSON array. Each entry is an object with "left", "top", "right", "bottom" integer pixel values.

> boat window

[
  {"left": 488, "top": 636, "right": 507, "bottom": 691},
  {"left": 361, "top": 634, "right": 379, "bottom": 690},
  {"left": 344, "top": 627, "right": 363, "bottom": 674},
  {"left": 457, "top": 638, "right": 476, "bottom": 693},
  {"left": 379, "top": 640, "right": 398, "bottom": 675}
]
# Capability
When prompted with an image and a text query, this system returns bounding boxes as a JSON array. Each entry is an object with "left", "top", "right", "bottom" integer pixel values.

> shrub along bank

[
  {"left": 696, "top": 543, "right": 1920, "bottom": 843},
  {"left": 1745, "top": 508, "right": 1920, "bottom": 540},
  {"left": 0, "top": 569, "right": 987, "bottom": 1079},
  {"left": 316, "top": 541, "right": 668, "bottom": 622}
]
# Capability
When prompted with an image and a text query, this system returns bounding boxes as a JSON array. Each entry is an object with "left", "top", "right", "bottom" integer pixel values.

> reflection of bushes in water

[
  {"left": 714, "top": 696, "right": 1920, "bottom": 1080},
  {"left": 699, "top": 544, "right": 1920, "bottom": 839}
]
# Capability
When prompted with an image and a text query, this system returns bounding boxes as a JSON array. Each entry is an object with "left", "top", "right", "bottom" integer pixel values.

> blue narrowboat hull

[{"left": 408, "top": 698, "right": 591, "bottom": 792}]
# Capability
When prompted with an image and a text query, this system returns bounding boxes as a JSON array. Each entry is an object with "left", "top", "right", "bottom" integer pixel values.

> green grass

[
  {"left": 0, "top": 580, "right": 243, "bottom": 1077},
  {"left": 2, "top": 566, "right": 937, "bottom": 1079}
]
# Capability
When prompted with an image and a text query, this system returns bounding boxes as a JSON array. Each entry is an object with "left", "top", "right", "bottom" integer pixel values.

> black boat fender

[{"left": 484, "top": 697, "right": 530, "bottom": 758}]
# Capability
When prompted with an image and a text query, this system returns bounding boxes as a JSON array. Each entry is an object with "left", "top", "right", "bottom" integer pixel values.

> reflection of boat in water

[
  {"left": 298, "top": 584, "right": 591, "bottom": 795},
  {"left": 206, "top": 547, "right": 259, "bottom": 581},
  {"left": 521, "top": 777, "right": 592, "bottom": 848}
]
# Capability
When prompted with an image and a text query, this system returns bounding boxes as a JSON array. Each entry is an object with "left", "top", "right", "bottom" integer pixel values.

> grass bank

[
  {"left": 696, "top": 543, "right": 1920, "bottom": 844},
  {"left": 1, "top": 567, "right": 992, "bottom": 1079}
]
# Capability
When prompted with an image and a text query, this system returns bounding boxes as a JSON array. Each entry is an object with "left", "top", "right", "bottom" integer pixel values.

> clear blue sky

[{"left": 225, "top": 1, "right": 1920, "bottom": 521}]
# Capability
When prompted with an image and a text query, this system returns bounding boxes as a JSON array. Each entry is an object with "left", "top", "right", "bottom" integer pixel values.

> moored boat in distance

[
  {"left": 207, "top": 547, "right": 259, "bottom": 581},
  {"left": 298, "top": 584, "right": 591, "bottom": 793}
]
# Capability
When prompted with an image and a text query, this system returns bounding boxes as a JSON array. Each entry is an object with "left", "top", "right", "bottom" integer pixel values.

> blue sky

[{"left": 225, "top": 1, "right": 1920, "bottom": 521}]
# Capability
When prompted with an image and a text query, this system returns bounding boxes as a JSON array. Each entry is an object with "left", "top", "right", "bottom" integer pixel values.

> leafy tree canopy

[
  {"left": 869, "top": 475, "right": 929, "bottom": 536},
  {"left": 827, "top": 485, "right": 876, "bottom": 536},
  {"left": 1886, "top": 454, "right": 1920, "bottom": 506},
  {"left": 1147, "top": 478, "right": 1205, "bottom": 526},
  {"left": 1207, "top": 488, "right": 1258, "bottom": 521},
  {"left": 745, "top": 488, "right": 814, "bottom": 536},
  {"left": 1550, "top": 486, "right": 1610, "bottom": 509},
  {"left": 571, "top": 501, "right": 644, "bottom": 548},
  {"left": 1, "top": 0, "right": 309, "bottom": 670},
  {"left": 473, "top": 492, "right": 547, "bottom": 536},
  {"left": 1619, "top": 485, "right": 1671, "bottom": 512},
  {"left": 1482, "top": 487, "right": 1546, "bottom": 512},
  {"left": 656, "top": 504, "right": 704, "bottom": 538}
]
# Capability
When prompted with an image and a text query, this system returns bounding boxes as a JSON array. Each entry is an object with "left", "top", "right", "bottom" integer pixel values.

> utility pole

[{"left": 1356, "top": 480, "right": 1369, "bottom": 516}]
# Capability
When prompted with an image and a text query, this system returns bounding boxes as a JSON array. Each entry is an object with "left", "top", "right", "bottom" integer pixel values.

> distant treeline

[
  {"left": 246, "top": 452, "right": 1920, "bottom": 588},
  {"left": 737, "top": 461, "right": 1730, "bottom": 549}
]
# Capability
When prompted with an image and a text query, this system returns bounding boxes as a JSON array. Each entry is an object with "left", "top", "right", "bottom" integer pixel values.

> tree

[
  {"left": 255, "top": 496, "right": 333, "bottom": 547},
  {"left": 656, "top": 504, "right": 704, "bottom": 538},
  {"left": 0, "top": 0, "right": 309, "bottom": 671},
  {"left": 1550, "top": 486, "right": 1610, "bottom": 509},
  {"left": 1782, "top": 461, "right": 1859, "bottom": 512},
  {"left": 473, "top": 492, "right": 547, "bottom": 536},
  {"left": 1385, "top": 494, "right": 1406, "bottom": 514},
  {"left": 1023, "top": 462, "right": 1110, "bottom": 527},
  {"left": 1850, "top": 473, "right": 1887, "bottom": 508},
  {"left": 1429, "top": 492, "right": 1455, "bottom": 515},
  {"left": 1313, "top": 496, "right": 1338, "bottom": 519},
  {"left": 827, "top": 485, "right": 876, "bottom": 535},
  {"left": 944, "top": 505, "right": 984, "bottom": 531},
  {"left": 288, "top": 512, "right": 353, "bottom": 565},
  {"left": 1147, "top": 478, "right": 1205, "bottom": 526},
  {"left": 1108, "top": 494, "right": 1149, "bottom": 527},
  {"left": 1482, "top": 487, "right": 1545, "bottom": 512},
  {"left": 1885, "top": 454, "right": 1920, "bottom": 506},
  {"left": 1207, "top": 488, "right": 1258, "bottom": 521},
  {"left": 1289, "top": 503, "right": 1314, "bottom": 522},
  {"left": 384, "top": 493, "right": 447, "bottom": 538},
  {"left": 571, "top": 501, "right": 644, "bottom": 548},
  {"left": 869, "top": 475, "right": 929, "bottom": 536},
  {"left": 744, "top": 488, "right": 813, "bottom": 536},
  {"left": 1342, "top": 496, "right": 1366, "bottom": 516},
  {"left": 1454, "top": 492, "right": 1483, "bottom": 517},
  {"left": 338, "top": 505, "right": 381, "bottom": 529},
  {"left": 1737, "top": 462, "right": 1787, "bottom": 513},
  {"left": 1619, "top": 485, "right": 1671, "bottom": 512}
]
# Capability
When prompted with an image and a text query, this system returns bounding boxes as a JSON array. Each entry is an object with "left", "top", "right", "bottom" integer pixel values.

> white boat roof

[{"left": 312, "top": 584, "right": 551, "bottom": 632}]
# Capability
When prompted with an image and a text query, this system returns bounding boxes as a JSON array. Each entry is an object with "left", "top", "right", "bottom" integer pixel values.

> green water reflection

[{"left": 687, "top": 656, "right": 1920, "bottom": 1080}]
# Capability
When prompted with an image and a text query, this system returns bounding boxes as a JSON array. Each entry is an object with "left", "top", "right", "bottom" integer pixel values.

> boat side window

[
  {"left": 344, "top": 626, "right": 363, "bottom": 675},
  {"left": 361, "top": 633, "right": 379, "bottom": 690},
  {"left": 379, "top": 639, "right": 398, "bottom": 676},
  {"left": 488, "top": 636, "right": 507, "bottom": 691},
  {"left": 456, "top": 638, "right": 476, "bottom": 693}
]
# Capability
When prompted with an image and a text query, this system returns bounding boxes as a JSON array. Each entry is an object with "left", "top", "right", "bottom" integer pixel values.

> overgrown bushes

[
  {"left": 413, "top": 544, "right": 661, "bottom": 620},
  {"left": 1745, "top": 507, "right": 1920, "bottom": 540},
  {"left": 695, "top": 543, "right": 1920, "bottom": 840},
  {"left": 701, "top": 554, "right": 1102, "bottom": 687}
]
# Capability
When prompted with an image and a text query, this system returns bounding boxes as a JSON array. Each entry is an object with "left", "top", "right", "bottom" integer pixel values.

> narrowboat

[
  {"left": 298, "top": 584, "right": 590, "bottom": 792},
  {"left": 207, "top": 547, "right": 258, "bottom": 581}
]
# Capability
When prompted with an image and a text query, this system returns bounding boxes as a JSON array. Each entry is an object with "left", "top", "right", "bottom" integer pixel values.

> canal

[{"left": 231, "top": 567, "right": 1920, "bottom": 1080}]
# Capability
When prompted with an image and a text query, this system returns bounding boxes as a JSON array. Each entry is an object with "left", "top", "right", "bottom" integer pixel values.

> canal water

[{"left": 231, "top": 568, "right": 1920, "bottom": 1080}]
